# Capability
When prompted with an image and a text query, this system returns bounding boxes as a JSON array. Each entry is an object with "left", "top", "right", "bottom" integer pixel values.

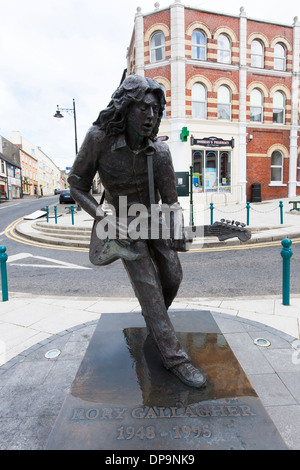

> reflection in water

[
  {"left": 70, "top": 326, "right": 256, "bottom": 406},
  {"left": 123, "top": 328, "right": 256, "bottom": 407}
]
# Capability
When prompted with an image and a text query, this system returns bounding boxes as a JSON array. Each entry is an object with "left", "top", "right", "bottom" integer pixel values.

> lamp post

[{"left": 53, "top": 98, "right": 78, "bottom": 156}]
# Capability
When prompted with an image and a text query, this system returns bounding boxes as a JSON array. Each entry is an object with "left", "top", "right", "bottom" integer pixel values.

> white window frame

[
  {"left": 217, "top": 85, "right": 231, "bottom": 121},
  {"left": 192, "top": 83, "right": 207, "bottom": 119},
  {"left": 150, "top": 31, "right": 165, "bottom": 63},
  {"left": 273, "top": 91, "right": 285, "bottom": 124},
  {"left": 250, "top": 89, "right": 263, "bottom": 123},
  {"left": 192, "top": 30, "right": 207, "bottom": 60},
  {"left": 270, "top": 150, "right": 283, "bottom": 184},
  {"left": 217, "top": 34, "right": 231, "bottom": 64},
  {"left": 274, "top": 43, "right": 286, "bottom": 71},
  {"left": 251, "top": 40, "right": 264, "bottom": 68}
]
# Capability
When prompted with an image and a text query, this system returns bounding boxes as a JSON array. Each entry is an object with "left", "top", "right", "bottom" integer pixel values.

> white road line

[
  {"left": 7, "top": 252, "right": 91, "bottom": 269},
  {"left": 0, "top": 203, "right": 20, "bottom": 210},
  {"left": 9, "top": 263, "right": 88, "bottom": 269},
  {"left": 7, "top": 252, "right": 31, "bottom": 262}
]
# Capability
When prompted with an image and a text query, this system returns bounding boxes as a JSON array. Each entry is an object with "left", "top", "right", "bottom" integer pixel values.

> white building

[{"left": 10, "top": 131, "right": 62, "bottom": 196}]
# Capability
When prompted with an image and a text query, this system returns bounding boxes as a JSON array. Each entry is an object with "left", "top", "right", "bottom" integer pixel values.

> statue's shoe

[{"left": 170, "top": 362, "right": 207, "bottom": 389}]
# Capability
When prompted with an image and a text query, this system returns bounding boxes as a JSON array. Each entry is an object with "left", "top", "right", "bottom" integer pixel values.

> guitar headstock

[{"left": 210, "top": 219, "right": 251, "bottom": 242}]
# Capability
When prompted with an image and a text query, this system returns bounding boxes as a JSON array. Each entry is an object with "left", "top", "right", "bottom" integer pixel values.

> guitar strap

[
  {"left": 99, "top": 189, "right": 105, "bottom": 206},
  {"left": 147, "top": 154, "right": 156, "bottom": 205}
]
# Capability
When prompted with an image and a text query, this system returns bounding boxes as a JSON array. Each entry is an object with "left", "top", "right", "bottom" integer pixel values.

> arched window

[
  {"left": 192, "top": 83, "right": 207, "bottom": 119},
  {"left": 274, "top": 43, "right": 286, "bottom": 71},
  {"left": 250, "top": 89, "right": 263, "bottom": 122},
  {"left": 251, "top": 40, "right": 264, "bottom": 68},
  {"left": 273, "top": 91, "right": 285, "bottom": 123},
  {"left": 192, "top": 30, "right": 206, "bottom": 60},
  {"left": 271, "top": 150, "right": 283, "bottom": 183},
  {"left": 150, "top": 31, "right": 165, "bottom": 62},
  {"left": 217, "top": 86, "right": 231, "bottom": 120},
  {"left": 217, "top": 34, "right": 231, "bottom": 64}
]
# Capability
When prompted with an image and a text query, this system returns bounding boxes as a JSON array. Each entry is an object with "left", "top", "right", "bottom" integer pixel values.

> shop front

[
  {"left": 191, "top": 136, "right": 234, "bottom": 195},
  {"left": 7, "top": 164, "right": 22, "bottom": 199},
  {"left": 0, "top": 176, "right": 7, "bottom": 199}
]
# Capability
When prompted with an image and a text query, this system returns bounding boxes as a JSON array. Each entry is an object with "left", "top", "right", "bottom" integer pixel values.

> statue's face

[{"left": 126, "top": 92, "right": 160, "bottom": 138}]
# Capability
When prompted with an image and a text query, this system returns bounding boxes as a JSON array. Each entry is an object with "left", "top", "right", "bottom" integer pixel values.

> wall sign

[{"left": 191, "top": 136, "right": 235, "bottom": 148}]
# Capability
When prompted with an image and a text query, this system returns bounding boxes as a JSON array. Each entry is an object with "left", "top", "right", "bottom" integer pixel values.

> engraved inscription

[
  {"left": 116, "top": 424, "right": 212, "bottom": 441},
  {"left": 117, "top": 426, "right": 156, "bottom": 440},
  {"left": 71, "top": 407, "right": 127, "bottom": 421},
  {"left": 70, "top": 404, "right": 256, "bottom": 422},
  {"left": 69, "top": 403, "right": 256, "bottom": 443}
]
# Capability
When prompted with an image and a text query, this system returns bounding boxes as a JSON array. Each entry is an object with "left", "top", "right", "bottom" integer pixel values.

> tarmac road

[{"left": 1, "top": 195, "right": 300, "bottom": 298}]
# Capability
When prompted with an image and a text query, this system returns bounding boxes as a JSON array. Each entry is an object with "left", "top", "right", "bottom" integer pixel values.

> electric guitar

[
  {"left": 174, "top": 219, "right": 251, "bottom": 251},
  {"left": 89, "top": 218, "right": 251, "bottom": 265},
  {"left": 204, "top": 219, "right": 251, "bottom": 242}
]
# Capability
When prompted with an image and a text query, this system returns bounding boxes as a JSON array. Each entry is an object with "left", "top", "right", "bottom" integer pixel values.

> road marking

[
  {"left": 0, "top": 203, "right": 20, "bottom": 210},
  {"left": 4, "top": 218, "right": 88, "bottom": 252},
  {"left": 187, "top": 237, "right": 300, "bottom": 253},
  {"left": 4, "top": 216, "right": 300, "bottom": 254},
  {"left": 7, "top": 252, "right": 91, "bottom": 269}
]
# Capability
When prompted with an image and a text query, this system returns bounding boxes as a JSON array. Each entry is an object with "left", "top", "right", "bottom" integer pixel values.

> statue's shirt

[{"left": 68, "top": 126, "right": 178, "bottom": 214}]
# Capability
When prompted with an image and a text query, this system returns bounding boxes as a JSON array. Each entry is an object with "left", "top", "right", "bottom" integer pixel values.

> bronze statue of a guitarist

[{"left": 68, "top": 75, "right": 250, "bottom": 389}]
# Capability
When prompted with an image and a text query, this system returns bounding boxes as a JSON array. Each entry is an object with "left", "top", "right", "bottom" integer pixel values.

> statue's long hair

[{"left": 93, "top": 75, "right": 166, "bottom": 141}]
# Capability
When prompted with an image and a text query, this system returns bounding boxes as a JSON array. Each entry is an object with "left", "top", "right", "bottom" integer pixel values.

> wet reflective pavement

[{"left": 46, "top": 311, "right": 287, "bottom": 450}]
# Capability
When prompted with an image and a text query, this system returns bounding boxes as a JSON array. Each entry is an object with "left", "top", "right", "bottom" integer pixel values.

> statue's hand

[{"left": 171, "top": 238, "right": 188, "bottom": 252}]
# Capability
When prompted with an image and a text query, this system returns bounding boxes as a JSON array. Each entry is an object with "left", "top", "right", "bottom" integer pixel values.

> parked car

[
  {"left": 59, "top": 189, "right": 75, "bottom": 204},
  {"left": 54, "top": 188, "right": 61, "bottom": 195}
]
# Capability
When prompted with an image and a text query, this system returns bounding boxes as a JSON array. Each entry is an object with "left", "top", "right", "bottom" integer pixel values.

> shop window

[
  {"left": 271, "top": 150, "right": 283, "bottom": 183},
  {"left": 251, "top": 40, "right": 264, "bottom": 68},
  {"left": 192, "top": 30, "right": 206, "bottom": 60},
  {"left": 217, "top": 34, "right": 231, "bottom": 64},
  {"left": 150, "top": 32, "right": 165, "bottom": 62},
  {"left": 219, "top": 152, "right": 231, "bottom": 191},
  {"left": 192, "top": 149, "right": 231, "bottom": 192},
  {"left": 192, "top": 150, "right": 204, "bottom": 191},
  {"left": 192, "top": 83, "right": 207, "bottom": 119},
  {"left": 297, "top": 154, "right": 300, "bottom": 182},
  {"left": 274, "top": 43, "right": 286, "bottom": 71},
  {"left": 218, "top": 85, "right": 231, "bottom": 120},
  {"left": 250, "top": 89, "right": 263, "bottom": 122},
  {"left": 273, "top": 91, "right": 285, "bottom": 124}
]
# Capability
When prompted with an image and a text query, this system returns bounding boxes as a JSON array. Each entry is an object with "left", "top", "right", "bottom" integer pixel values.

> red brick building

[{"left": 127, "top": 1, "right": 300, "bottom": 205}]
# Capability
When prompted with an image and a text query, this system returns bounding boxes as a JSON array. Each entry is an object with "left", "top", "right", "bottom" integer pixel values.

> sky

[{"left": 0, "top": 0, "right": 299, "bottom": 171}]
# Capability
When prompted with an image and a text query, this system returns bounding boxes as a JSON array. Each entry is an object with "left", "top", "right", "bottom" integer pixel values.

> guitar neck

[
  {"left": 191, "top": 221, "right": 251, "bottom": 242},
  {"left": 203, "top": 225, "right": 212, "bottom": 237}
]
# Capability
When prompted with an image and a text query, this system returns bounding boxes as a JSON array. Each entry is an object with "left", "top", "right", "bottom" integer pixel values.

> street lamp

[{"left": 53, "top": 98, "right": 78, "bottom": 156}]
